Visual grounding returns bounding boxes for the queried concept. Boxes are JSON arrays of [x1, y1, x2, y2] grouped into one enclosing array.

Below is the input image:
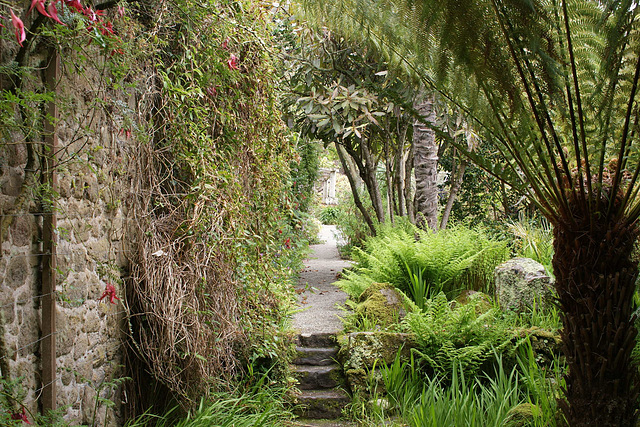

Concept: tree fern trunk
[[413, 92, 438, 230], [553, 193, 640, 426]]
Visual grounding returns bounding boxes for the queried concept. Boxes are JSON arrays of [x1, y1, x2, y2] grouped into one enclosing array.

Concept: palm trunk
[[413, 92, 439, 230], [553, 192, 639, 426]]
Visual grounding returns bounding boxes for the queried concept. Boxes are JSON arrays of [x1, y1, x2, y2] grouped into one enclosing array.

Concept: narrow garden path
[[293, 225, 350, 336], [290, 225, 356, 426]]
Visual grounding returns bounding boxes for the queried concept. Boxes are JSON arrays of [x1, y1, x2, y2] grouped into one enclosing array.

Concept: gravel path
[[293, 225, 351, 342]]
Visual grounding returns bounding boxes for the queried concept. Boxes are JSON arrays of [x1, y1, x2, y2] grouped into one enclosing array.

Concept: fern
[[336, 222, 509, 301], [403, 293, 515, 378]]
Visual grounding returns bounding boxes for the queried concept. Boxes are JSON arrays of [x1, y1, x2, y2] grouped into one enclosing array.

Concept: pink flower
[[65, 0, 83, 13], [117, 4, 125, 17], [0, 14, 5, 28], [206, 86, 216, 97], [227, 54, 239, 70], [221, 37, 229, 49], [100, 21, 114, 35], [48, 1, 65, 25], [28, 0, 51, 17], [11, 407, 31, 424], [10, 10, 26, 47], [99, 283, 120, 304]]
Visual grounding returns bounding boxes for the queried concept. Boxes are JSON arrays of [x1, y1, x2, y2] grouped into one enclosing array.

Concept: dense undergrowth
[[336, 221, 566, 426]]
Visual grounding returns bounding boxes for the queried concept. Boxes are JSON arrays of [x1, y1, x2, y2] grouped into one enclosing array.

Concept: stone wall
[[1, 42, 136, 425]]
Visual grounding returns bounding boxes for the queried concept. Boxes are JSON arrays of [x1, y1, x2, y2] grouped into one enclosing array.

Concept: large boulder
[[495, 258, 554, 313], [339, 331, 416, 396], [356, 282, 411, 329]]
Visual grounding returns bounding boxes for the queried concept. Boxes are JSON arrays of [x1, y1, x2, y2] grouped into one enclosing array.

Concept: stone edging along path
[[291, 225, 353, 422]]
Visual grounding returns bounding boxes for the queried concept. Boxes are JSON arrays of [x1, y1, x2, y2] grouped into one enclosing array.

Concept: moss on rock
[[339, 331, 416, 396], [503, 403, 542, 427]]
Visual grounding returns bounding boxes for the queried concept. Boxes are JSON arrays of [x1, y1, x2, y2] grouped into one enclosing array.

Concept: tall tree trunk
[[384, 135, 395, 223], [395, 147, 405, 217], [335, 142, 376, 235], [360, 141, 385, 223], [395, 122, 409, 218], [405, 143, 415, 223], [554, 191, 639, 426], [439, 159, 467, 230], [413, 92, 439, 230]]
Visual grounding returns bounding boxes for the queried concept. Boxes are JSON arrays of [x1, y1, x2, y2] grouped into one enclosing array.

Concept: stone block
[[84, 310, 101, 333], [5, 256, 29, 290], [495, 258, 554, 313], [339, 331, 416, 396], [10, 215, 34, 247], [356, 283, 411, 329], [2, 168, 23, 197]]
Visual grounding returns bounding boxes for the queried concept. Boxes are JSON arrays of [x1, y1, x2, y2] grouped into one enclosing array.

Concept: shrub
[[318, 205, 341, 224], [337, 222, 509, 301]]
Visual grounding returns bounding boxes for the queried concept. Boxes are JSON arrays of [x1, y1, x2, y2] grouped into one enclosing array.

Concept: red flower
[[65, 0, 83, 13], [0, 14, 5, 28], [284, 238, 291, 249], [11, 407, 31, 424], [28, 0, 51, 17], [206, 86, 216, 97], [99, 283, 120, 304], [48, 1, 65, 25], [221, 37, 229, 49], [100, 21, 114, 36], [10, 10, 26, 47], [227, 54, 239, 70]]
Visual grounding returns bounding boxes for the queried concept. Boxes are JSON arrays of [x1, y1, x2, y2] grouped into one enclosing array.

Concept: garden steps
[[292, 332, 349, 418], [291, 225, 352, 420]]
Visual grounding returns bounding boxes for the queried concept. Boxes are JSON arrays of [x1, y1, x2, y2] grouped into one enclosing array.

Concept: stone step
[[294, 389, 351, 419], [293, 364, 344, 390], [296, 332, 337, 348], [293, 346, 338, 366]]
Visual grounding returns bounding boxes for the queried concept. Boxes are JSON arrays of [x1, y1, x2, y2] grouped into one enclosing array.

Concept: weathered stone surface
[[294, 364, 344, 390], [294, 346, 338, 366], [339, 331, 416, 396], [356, 282, 410, 328], [495, 258, 554, 313], [452, 290, 493, 314], [5, 256, 29, 289], [297, 332, 338, 348], [10, 216, 33, 247], [294, 389, 351, 419]]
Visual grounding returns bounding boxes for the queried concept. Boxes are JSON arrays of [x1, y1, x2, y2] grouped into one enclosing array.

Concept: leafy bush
[[402, 293, 515, 377], [337, 222, 509, 301], [318, 205, 341, 224]]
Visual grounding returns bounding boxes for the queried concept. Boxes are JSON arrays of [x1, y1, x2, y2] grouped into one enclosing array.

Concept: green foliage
[[508, 214, 555, 277], [290, 136, 320, 213], [318, 205, 341, 225], [380, 349, 561, 427], [403, 293, 515, 378], [337, 222, 509, 301], [125, 372, 293, 427]]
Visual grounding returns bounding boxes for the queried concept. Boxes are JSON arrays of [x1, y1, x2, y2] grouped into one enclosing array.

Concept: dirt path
[[293, 225, 351, 336]]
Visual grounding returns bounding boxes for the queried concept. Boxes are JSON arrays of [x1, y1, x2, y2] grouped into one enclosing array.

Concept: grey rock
[[495, 258, 554, 313]]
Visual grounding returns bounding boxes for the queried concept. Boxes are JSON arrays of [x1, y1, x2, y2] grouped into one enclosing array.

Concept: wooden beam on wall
[[41, 47, 59, 414]]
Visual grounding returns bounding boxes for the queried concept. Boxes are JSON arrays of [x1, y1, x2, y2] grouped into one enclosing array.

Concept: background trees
[[299, 0, 640, 425]]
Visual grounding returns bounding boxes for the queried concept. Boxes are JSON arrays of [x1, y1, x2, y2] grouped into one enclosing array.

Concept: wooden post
[[41, 47, 59, 413]]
